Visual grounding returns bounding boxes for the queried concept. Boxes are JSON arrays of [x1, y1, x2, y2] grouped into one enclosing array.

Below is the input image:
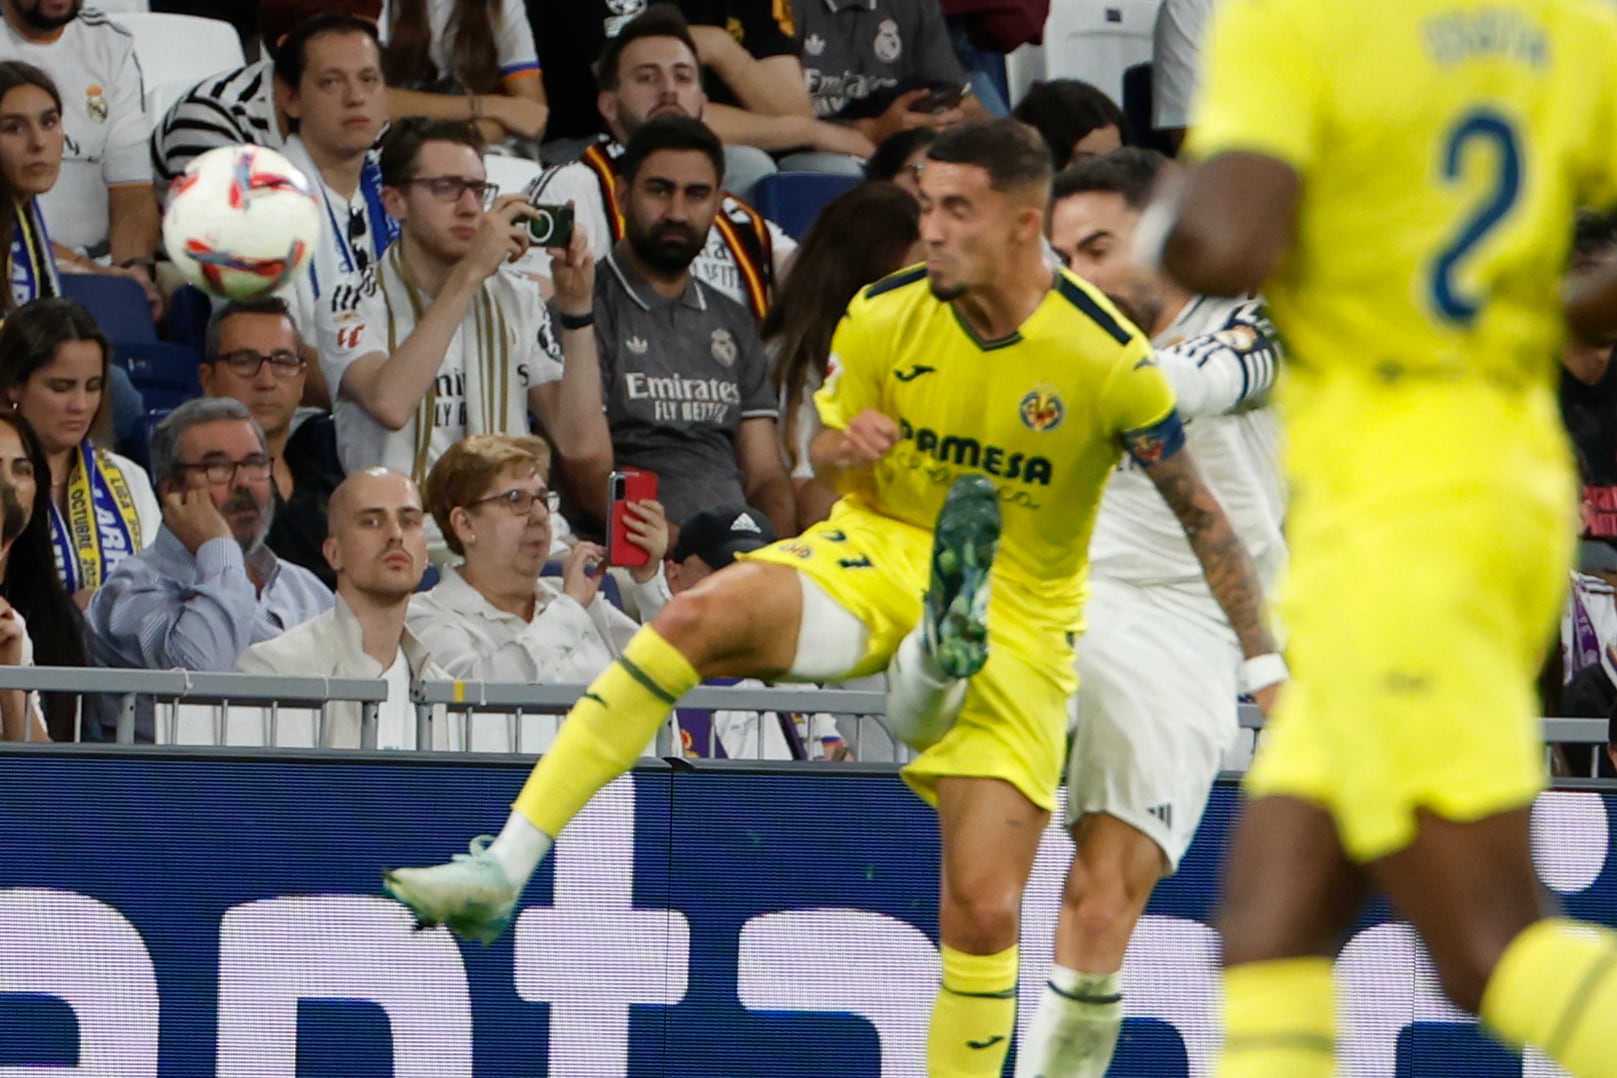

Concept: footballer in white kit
[[1019, 149, 1287, 1078]]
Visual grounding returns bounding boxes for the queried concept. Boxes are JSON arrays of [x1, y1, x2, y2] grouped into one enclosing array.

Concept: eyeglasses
[[467, 487, 560, 517], [209, 349, 306, 380], [398, 175, 499, 209], [176, 454, 274, 485]]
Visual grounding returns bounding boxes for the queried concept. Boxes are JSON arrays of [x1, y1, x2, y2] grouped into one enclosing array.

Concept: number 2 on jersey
[[1429, 109, 1523, 327]]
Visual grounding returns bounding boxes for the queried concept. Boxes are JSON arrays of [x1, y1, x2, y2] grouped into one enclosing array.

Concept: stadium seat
[[114, 340, 203, 414], [59, 273, 156, 343], [167, 284, 213, 356], [109, 12, 245, 125], [1040, 0, 1161, 106], [483, 153, 543, 200], [749, 172, 863, 241]]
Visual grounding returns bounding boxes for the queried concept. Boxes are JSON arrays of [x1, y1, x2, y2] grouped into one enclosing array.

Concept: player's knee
[[942, 879, 1022, 952], [1061, 873, 1143, 954], [1430, 935, 1516, 1015], [649, 590, 733, 669]]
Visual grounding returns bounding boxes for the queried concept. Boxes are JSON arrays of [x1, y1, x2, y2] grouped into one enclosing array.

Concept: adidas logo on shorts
[[1146, 803, 1174, 830]]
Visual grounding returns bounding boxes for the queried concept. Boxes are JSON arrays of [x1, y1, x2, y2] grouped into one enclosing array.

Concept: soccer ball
[[163, 145, 323, 300]]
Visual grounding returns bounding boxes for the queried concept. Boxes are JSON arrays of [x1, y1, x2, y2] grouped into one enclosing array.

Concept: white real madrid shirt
[[1088, 294, 1287, 591], [0, 8, 150, 253], [316, 258, 564, 485]]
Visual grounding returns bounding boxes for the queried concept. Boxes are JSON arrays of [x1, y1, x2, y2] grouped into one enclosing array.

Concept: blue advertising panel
[[2, 750, 1615, 1076]]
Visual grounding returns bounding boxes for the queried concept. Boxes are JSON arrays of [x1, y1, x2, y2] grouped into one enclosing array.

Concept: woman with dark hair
[[864, 128, 938, 199], [0, 298, 158, 607], [1012, 79, 1129, 170], [379, 0, 548, 135], [0, 409, 90, 740], [0, 61, 160, 316], [762, 182, 921, 526]]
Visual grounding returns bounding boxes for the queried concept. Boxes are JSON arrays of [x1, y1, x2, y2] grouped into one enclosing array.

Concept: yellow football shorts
[[745, 501, 1076, 812], [1246, 376, 1576, 862]]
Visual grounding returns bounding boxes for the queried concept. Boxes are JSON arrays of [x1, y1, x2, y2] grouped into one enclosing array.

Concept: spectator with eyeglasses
[[408, 434, 668, 749], [86, 398, 332, 739], [0, 297, 158, 609], [318, 117, 612, 555], [200, 295, 344, 589]]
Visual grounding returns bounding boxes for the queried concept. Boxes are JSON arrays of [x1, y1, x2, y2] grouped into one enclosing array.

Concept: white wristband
[[1240, 652, 1288, 694]]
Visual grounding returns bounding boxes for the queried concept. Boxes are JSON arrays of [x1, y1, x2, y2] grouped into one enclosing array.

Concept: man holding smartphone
[[316, 117, 615, 549]]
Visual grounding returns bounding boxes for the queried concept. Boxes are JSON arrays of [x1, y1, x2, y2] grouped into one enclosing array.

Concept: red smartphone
[[607, 469, 658, 568]]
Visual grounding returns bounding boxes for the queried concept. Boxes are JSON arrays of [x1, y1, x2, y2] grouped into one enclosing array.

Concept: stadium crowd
[[0, 0, 1606, 779]]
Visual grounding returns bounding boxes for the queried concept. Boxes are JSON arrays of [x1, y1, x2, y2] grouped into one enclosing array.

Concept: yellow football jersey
[[1189, 0, 1617, 391], [814, 265, 1174, 629]]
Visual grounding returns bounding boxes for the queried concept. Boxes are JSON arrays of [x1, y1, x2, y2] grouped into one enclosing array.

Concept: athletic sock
[[1013, 966, 1122, 1078], [486, 809, 552, 887], [927, 944, 1019, 1077], [886, 629, 967, 750], [1217, 957, 1335, 1078], [1480, 917, 1617, 1077], [511, 628, 699, 840]]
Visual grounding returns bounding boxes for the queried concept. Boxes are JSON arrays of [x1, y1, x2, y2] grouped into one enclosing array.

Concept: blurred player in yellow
[[1147, 1, 1617, 1075], [381, 118, 1279, 1077]]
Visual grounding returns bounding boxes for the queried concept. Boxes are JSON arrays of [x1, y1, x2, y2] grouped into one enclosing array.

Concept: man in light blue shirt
[[86, 397, 332, 740]]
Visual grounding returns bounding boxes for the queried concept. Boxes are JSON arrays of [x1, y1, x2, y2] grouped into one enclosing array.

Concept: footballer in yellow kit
[[1160, 1, 1617, 1075], [747, 262, 1177, 810], [1188, 0, 1617, 862]]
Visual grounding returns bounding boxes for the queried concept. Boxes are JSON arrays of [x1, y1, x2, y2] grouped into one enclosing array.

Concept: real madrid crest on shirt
[[84, 83, 108, 123], [874, 19, 903, 63], [711, 326, 738, 367]]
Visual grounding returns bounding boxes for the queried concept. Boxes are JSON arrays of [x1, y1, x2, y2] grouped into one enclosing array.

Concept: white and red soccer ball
[[163, 145, 323, 300]]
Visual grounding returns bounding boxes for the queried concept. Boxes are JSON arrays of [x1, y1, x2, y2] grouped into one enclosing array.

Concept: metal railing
[[0, 667, 1610, 776]]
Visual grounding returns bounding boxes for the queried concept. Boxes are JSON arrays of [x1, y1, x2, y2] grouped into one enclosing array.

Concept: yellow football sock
[[927, 944, 1018, 1077], [512, 628, 699, 838], [1217, 957, 1335, 1078], [1480, 917, 1617, 1077]]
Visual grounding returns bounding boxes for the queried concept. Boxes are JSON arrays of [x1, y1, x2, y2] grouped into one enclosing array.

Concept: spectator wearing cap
[[665, 502, 774, 591], [665, 503, 848, 761], [407, 435, 673, 749]]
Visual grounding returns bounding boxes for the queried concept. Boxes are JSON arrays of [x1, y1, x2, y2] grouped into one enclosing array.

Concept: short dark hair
[[1052, 148, 1167, 212], [1012, 79, 1129, 170], [259, 0, 382, 60], [618, 114, 725, 185], [379, 115, 484, 186], [204, 294, 301, 361], [926, 119, 1052, 193], [595, 3, 701, 91], [1574, 209, 1617, 261], [865, 127, 936, 184], [273, 13, 382, 91]]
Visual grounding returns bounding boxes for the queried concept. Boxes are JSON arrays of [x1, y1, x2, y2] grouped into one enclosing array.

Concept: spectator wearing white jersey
[[316, 117, 611, 544], [150, 0, 549, 190], [272, 12, 395, 371], [1019, 146, 1286, 1078], [238, 467, 448, 749], [0, 0, 161, 313]]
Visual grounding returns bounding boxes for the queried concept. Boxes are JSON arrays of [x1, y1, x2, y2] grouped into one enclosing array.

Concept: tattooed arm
[[1129, 429, 1276, 661]]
